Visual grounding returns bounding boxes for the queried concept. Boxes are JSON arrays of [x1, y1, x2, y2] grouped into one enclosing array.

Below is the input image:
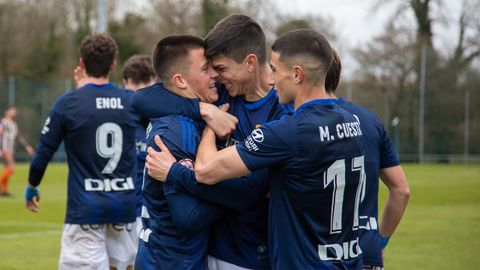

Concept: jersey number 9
[[96, 122, 123, 174]]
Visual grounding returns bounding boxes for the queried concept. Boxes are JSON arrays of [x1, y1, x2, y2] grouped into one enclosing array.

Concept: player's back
[[237, 99, 365, 269], [338, 99, 399, 266], [52, 83, 138, 224]]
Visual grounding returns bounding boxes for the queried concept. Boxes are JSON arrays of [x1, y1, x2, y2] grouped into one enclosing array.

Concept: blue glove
[[25, 186, 40, 201], [379, 234, 390, 249]]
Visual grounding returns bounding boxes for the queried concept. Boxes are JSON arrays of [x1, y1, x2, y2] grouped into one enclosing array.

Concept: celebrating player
[[122, 54, 156, 242], [151, 29, 365, 269], [326, 48, 410, 270], [136, 14, 292, 270], [26, 33, 140, 270], [134, 35, 227, 270]]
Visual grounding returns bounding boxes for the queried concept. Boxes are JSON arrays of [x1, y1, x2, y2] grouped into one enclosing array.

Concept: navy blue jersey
[[131, 83, 292, 268], [131, 82, 202, 120], [134, 119, 147, 217], [139, 115, 224, 270], [337, 99, 399, 267], [236, 99, 365, 269], [29, 83, 139, 224]]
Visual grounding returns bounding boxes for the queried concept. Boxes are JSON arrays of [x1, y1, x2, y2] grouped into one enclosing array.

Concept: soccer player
[[122, 54, 156, 240], [325, 48, 410, 270], [26, 33, 139, 270], [136, 14, 292, 270], [134, 35, 227, 270], [151, 29, 365, 269], [0, 105, 34, 196]]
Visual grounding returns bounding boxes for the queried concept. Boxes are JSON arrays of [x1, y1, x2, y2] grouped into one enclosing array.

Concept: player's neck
[[294, 84, 331, 110], [243, 65, 272, 102], [83, 76, 110, 86]]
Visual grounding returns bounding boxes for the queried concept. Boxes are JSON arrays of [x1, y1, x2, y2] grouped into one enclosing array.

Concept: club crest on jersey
[[178, 159, 195, 170]]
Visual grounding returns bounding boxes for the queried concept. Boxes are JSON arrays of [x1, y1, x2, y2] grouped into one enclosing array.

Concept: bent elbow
[[194, 165, 216, 185]]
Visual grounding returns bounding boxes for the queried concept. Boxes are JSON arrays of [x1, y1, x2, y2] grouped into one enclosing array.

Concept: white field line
[[0, 220, 62, 228], [0, 229, 61, 240], [0, 221, 62, 239]]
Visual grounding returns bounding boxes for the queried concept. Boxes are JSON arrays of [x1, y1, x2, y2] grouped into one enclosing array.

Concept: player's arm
[[131, 85, 237, 138], [195, 120, 294, 185], [17, 132, 34, 156], [194, 127, 250, 185], [167, 163, 268, 211], [26, 99, 66, 212], [164, 184, 225, 233], [379, 165, 410, 241]]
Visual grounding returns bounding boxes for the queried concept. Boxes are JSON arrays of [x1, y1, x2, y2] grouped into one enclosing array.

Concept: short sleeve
[[236, 118, 295, 172]]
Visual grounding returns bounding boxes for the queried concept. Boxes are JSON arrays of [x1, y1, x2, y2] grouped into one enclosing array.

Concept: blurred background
[[1, 0, 479, 164]]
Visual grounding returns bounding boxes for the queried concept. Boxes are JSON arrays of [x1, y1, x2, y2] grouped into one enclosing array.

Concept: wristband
[[379, 234, 390, 249], [25, 186, 40, 201]]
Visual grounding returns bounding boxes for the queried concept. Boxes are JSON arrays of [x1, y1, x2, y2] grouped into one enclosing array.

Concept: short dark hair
[[79, 33, 117, 78], [152, 35, 204, 87], [272, 29, 333, 86], [205, 14, 266, 64], [325, 48, 341, 93], [122, 55, 155, 85]]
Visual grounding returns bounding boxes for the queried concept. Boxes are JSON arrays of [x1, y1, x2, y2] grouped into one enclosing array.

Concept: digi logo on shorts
[[84, 177, 135, 192]]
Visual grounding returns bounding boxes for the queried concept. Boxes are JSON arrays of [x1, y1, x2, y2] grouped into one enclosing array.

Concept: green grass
[[1, 163, 479, 269]]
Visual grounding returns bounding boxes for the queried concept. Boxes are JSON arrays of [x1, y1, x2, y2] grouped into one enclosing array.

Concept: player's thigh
[[3, 152, 15, 168], [59, 224, 109, 270], [106, 222, 137, 269], [208, 255, 252, 270]]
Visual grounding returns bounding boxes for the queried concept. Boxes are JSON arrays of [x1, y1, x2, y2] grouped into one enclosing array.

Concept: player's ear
[[172, 73, 187, 89], [293, 65, 304, 84], [79, 58, 85, 69], [110, 59, 116, 72], [245, 54, 257, 73]]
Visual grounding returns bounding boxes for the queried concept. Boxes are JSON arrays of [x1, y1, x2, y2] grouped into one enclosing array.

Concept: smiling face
[[183, 48, 219, 104], [210, 54, 252, 98], [270, 52, 296, 104]]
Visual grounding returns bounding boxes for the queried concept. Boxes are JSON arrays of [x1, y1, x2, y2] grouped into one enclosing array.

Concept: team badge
[[178, 159, 195, 170]]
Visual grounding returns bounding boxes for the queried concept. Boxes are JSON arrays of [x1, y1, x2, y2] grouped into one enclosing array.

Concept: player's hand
[[146, 136, 176, 182], [74, 65, 87, 88], [25, 145, 35, 156], [200, 103, 237, 139], [25, 185, 40, 213]]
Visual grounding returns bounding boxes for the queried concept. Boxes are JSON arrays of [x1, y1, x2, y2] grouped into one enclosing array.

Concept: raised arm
[[131, 83, 202, 120]]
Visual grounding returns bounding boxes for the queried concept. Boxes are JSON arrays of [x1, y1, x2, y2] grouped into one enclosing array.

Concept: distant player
[[153, 29, 365, 269], [26, 33, 140, 270], [122, 54, 156, 241], [0, 105, 34, 196], [325, 48, 410, 270], [135, 35, 225, 270]]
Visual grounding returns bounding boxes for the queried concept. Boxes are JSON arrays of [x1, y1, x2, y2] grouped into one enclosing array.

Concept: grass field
[[1, 163, 479, 269]]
